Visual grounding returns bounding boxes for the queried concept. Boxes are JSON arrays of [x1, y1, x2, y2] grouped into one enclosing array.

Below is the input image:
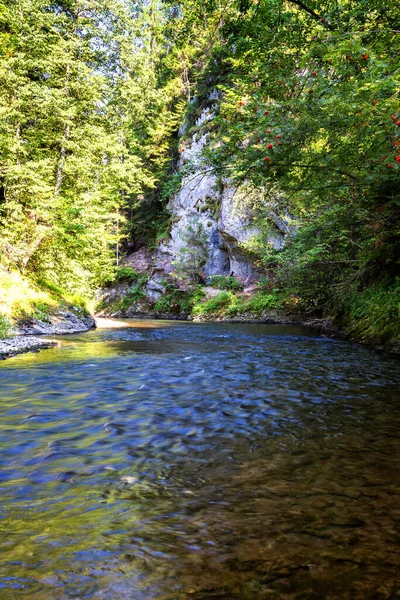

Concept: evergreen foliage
[[0, 0, 161, 294]]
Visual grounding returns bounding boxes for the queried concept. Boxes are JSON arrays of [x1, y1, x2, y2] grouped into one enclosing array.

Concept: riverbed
[[0, 320, 399, 599]]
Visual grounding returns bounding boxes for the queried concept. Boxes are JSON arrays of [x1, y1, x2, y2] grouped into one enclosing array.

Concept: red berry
[[278, 141, 283, 145], [387, 163, 393, 168], [394, 141, 399, 146], [264, 111, 269, 115], [254, 107, 258, 111], [396, 156, 400, 163], [239, 101, 244, 106], [279, 80, 283, 84], [264, 157, 271, 162], [266, 129, 271, 133], [346, 55, 351, 60], [391, 115, 396, 121], [275, 135, 281, 139], [267, 143, 273, 149], [308, 89, 313, 93], [321, 17, 325, 22], [397, 122, 400, 126], [373, 100, 378, 106], [311, 71, 317, 76]]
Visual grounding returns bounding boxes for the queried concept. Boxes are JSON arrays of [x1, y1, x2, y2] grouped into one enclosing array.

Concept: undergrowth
[[208, 275, 244, 292], [154, 284, 205, 315], [336, 279, 400, 345]]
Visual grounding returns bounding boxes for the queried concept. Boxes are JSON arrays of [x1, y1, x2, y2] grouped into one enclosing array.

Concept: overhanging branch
[[287, 0, 335, 31]]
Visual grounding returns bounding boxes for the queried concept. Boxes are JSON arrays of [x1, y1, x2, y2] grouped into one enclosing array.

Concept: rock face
[[110, 92, 292, 311], [153, 94, 286, 288]]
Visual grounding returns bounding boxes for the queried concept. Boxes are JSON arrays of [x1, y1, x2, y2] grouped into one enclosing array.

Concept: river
[[0, 320, 399, 599]]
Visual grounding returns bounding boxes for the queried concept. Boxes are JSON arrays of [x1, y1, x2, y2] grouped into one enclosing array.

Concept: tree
[[0, 0, 158, 294], [173, 217, 209, 282]]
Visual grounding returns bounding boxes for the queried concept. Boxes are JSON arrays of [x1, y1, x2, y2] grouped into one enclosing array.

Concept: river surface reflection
[[0, 320, 400, 599]]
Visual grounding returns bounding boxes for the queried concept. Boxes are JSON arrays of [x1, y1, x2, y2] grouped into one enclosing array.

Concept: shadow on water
[[0, 320, 400, 599]]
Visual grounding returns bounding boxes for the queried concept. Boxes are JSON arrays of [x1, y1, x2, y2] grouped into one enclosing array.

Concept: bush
[[209, 275, 244, 291], [115, 267, 140, 284], [192, 291, 238, 316], [243, 291, 286, 313], [337, 279, 400, 344], [0, 314, 12, 339], [154, 285, 205, 314]]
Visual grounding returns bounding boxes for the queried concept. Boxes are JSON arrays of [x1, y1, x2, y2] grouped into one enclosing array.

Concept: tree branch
[[287, 0, 335, 31]]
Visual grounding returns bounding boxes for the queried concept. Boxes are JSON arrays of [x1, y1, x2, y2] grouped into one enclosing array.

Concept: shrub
[[209, 275, 244, 291], [192, 291, 237, 316], [154, 285, 205, 314], [115, 267, 140, 284], [0, 315, 12, 339], [337, 279, 400, 344], [244, 291, 286, 313]]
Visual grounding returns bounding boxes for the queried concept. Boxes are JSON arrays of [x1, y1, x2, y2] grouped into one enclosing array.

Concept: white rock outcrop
[[154, 98, 286, 286]]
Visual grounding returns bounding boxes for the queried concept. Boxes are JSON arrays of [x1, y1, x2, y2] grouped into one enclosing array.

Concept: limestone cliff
[[101, 93, 292, 313]]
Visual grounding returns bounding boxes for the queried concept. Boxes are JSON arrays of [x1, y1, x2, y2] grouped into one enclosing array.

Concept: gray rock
[[0, 336, 58, 359], [152, 100, 291, 287], [122, 247, 154, 272], [17, 309, 95, 335]]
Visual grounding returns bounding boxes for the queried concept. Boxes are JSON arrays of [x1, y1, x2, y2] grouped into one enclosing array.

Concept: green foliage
[[192, 288, 287, 317], [115, 267, 140, 284], [241, 292, 287, 314], [192, 291, 237, 316], [119, 275, 148, 308], [154, 284, 205, 314], [337, 279, 400, 344], [0, 315, 12, 339], [2, 0, 398, 348], [0, 267, 90, 327], [98, 274, 149, 314], [183, 0, 399, 343], [0, 0, 170, 296], [173, 218, 209, 282], [209, 275, 244, 291]]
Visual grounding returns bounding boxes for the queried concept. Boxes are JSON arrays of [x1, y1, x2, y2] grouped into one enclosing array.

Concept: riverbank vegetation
[[0, 267, 90, 337], [1, 0, 399, 347]]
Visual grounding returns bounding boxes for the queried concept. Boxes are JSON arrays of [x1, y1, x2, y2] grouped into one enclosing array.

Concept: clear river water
[[0, 320, 400, 600]]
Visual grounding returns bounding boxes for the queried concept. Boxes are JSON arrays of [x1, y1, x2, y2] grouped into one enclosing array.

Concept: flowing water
[[0, 320, 400, 600]]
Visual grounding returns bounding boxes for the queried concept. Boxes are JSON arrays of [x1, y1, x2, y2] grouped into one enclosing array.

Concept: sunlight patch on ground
[[94, 317, 178, 329]]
